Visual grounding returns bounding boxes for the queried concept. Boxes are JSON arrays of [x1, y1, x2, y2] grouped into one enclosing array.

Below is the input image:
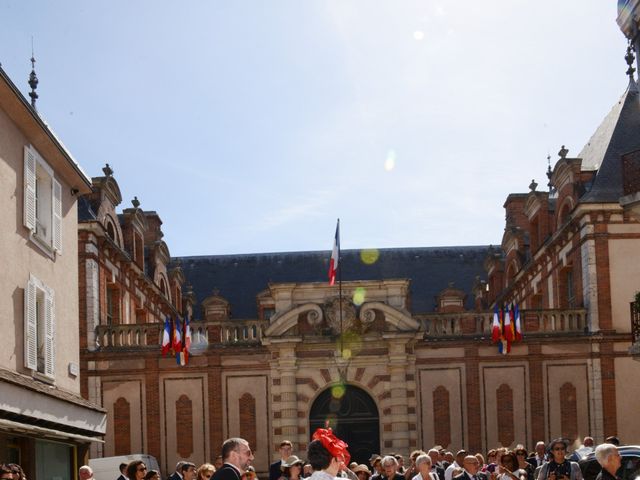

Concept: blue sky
[[0, 1, 627, 256]]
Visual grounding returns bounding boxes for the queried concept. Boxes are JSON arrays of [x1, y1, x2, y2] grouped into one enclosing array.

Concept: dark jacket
[[270, 461, 283, 480], [212, 464, 243, 480], [454, 471, 488, 480], [595, 469, 620, 480]]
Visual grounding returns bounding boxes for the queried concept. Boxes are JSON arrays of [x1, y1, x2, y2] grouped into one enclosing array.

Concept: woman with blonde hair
[[198, 463, 216, 480]]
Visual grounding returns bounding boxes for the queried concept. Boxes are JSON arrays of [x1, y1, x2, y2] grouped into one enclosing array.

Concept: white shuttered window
[[24, 275, 55, 379], [23, 145, 62, 255]]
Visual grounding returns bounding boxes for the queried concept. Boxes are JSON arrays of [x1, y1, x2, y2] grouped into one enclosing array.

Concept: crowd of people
[[0, 433, 624, 480]]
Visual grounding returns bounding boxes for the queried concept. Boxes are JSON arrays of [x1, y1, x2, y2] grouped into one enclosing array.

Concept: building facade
[[81, 5, 640, 478], [0, 67, 106, 479]]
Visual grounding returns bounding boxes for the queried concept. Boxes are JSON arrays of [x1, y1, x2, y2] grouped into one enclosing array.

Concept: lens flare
[[360, 248, 380, 265], [413, 31, 425, 40], [353, 287, 366, 306], [331, 384, 346, 399], [340, 331, 363, 358], [385, 149, 396, 171]]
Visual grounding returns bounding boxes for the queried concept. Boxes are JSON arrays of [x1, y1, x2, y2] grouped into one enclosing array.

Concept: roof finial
[[558, 145, 568, 159], [131, 196, 140, 208], [529, 179, 538, 192], [626, 42, 638, 92], [28, 37, 38, 109], [546, 153, 554, 191], [102, 163, 114, 177]]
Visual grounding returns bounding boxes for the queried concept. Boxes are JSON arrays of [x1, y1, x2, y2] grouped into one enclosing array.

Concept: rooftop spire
[[28, 38, 38, 109], [626, 42, 639, 92]]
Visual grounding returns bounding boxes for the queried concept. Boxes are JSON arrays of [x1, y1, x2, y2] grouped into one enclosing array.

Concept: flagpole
[[337, 218, 343, 357]]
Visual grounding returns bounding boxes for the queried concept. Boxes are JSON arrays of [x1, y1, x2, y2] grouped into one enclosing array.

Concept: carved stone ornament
[[324, 297, 356, 334], [359, 303, 377, 332], [306, 304, 324, 328]]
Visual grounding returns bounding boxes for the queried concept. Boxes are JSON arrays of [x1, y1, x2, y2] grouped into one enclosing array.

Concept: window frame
[[24, 274, 55, 380]]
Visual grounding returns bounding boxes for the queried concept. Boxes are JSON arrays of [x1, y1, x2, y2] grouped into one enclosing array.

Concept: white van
[[89, 454, 161, 480]]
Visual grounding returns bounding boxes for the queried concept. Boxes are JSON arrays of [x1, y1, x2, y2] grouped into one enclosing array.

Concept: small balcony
[[416, 308, 588, 341]]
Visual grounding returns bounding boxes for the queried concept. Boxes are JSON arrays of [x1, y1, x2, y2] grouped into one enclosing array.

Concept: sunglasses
[[138, 467, 148, 472]]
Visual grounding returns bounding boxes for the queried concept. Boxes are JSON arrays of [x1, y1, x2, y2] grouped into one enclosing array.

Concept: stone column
[[269, 340, 301, 448], [384, 333, 414, 454]]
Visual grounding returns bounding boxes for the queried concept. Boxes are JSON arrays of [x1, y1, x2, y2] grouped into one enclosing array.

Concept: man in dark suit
[[594, 443, 622, 480], [453, 456, 487, 480], [212, 437, 255, 480], [167, 462, 186, 480], [527, 442, 547, 470], [269, 441, 293, 480], [116, 463, 127, 480]]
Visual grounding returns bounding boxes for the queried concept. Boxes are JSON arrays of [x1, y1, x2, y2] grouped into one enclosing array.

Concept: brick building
[[80, 4, 640, 479]]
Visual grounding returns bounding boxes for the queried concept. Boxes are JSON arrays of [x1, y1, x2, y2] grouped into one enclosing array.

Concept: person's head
[[427, 450, 439, 465], [243, 466, 256, 480], [144, 470, 160, 480], [282, 455, 304, 479], [197, 463, 215, 480], [0, 466, 14, 480], [455, 450, 468, 466], [381, 456, 398, 478], [548, 439, 568, 463], [127, 461, 147, 480], [6, 464, 22, 480], [371, 458, 383, 474], [79, 465, 94, 480], [175, 462, 186, 474], [514, 448, 528, 466], [535, 442, 546, 456], [583, 437, 594, 448], [120, 463, 128, 475], [415, 455, 432, 476], [487, 450, 497, 465], [303, 464, 313, 477], [181, 462, 197, 480], [475, 454, 485, 468], [444, 452, 454, 464], [354, 465, 372, 480], [222, 437, 254, 473], [279, 441, 294, 460], [395, 455, 404, 468], [499, 452, 518, 472], [605, 436, 620, 447], [214, 456, 224, 470], [410, 451, 426, 466], [462, 456, 480, 476], [595, 444, 621, 474], [308, 439, 333, 471]]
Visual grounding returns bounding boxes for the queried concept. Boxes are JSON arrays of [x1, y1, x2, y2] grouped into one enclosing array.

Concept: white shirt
[[445, 463, 460, 480]]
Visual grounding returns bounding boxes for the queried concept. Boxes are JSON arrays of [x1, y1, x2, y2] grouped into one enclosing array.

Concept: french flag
[[161, 316, 171, 356], [514, 304, 523, 341], [504, 304, 514, 342], [491, 305, 501, 343], [173, 317, 182, 356], [328, 220, 340, 286]]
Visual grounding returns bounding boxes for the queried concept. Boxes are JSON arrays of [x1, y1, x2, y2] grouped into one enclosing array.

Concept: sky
[[0, 1, 629, 256]]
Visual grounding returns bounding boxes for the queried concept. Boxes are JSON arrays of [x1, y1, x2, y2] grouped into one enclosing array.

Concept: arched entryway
[[309, 385, 380, 464]]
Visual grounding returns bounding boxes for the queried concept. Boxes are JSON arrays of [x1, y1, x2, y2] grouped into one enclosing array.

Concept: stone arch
[[309, 384, 379, 465], [264, 303, 323, 336], [359, 302, 419, 331]]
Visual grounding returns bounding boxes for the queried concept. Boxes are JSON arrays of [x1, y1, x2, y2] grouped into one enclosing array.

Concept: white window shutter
[[23, 146, 37, 232], [24, 278, 37, 370], [52, 178, 62, 253], [44, 288, 55, 377]]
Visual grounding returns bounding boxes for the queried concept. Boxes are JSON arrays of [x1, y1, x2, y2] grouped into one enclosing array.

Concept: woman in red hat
[[306, 428, 351, 480]]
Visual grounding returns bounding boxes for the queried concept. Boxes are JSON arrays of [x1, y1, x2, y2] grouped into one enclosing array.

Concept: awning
[[0, 418, 104, 443]]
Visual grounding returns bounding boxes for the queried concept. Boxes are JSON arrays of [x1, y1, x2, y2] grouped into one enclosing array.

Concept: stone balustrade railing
[[94, 309, 589, 349], [415, 308, 588, 339]]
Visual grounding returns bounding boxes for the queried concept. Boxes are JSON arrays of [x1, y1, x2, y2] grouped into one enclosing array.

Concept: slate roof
[[580, 80, 640, 202], [77, 196, 97, 222], [176, 246, 490, 319]]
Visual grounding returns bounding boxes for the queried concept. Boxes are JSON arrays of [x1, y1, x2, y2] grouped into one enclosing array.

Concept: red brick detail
[[496, 384, 514, 447], [405, 374, 415, 381], [298, 411, 306, 418], [114, 397, 131, 455], [320, 369, 332, 383], [433, 386, 451, 449], [465, 346, 482, 453], [296, 377, 320, 391], [145, 358, 161, 460], [528, 345, 545, 442], [408, 407, 416, 414], [600, 342, 618, 436], [559, 383, 578, 442], [384, 424, 392, 432], [408, 422, 417, 431], [407, 390, 415, 398], [297, 393, 310, 403], [355, 368, 366, 382], [239, 393, 257, 450], [383, 408, 392, 415], [378, 390, 391, 401], [274, 411, 282, 419], [594, 225, 612, 330], [274, 427, 282, 435], [209, 367, 223, 460], [368, 375, 391, 389], [274, 395, 282, 403], [297, 426, 306, 435], [273, 379, 281, 386], [176, 394, 194, 458], [384, 440, 392, 448]]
